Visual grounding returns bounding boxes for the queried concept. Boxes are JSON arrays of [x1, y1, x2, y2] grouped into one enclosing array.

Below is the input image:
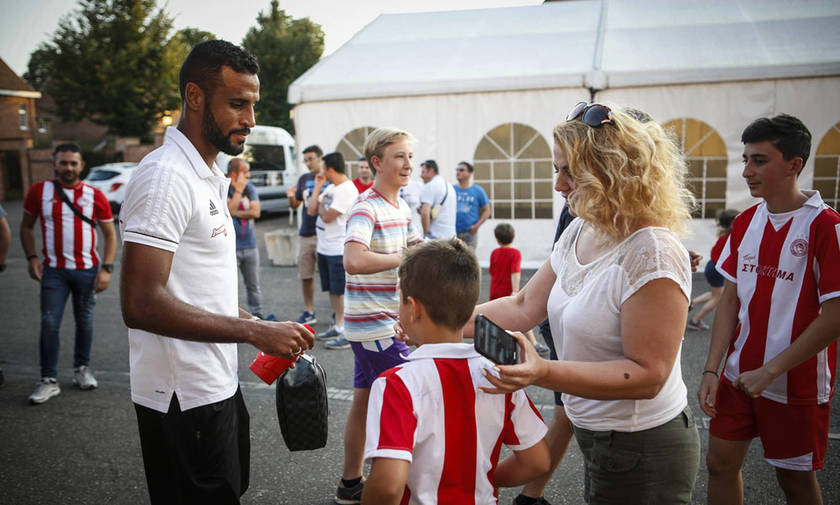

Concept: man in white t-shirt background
[[419, 159, 456, 239], [307, 152, 360, 349]]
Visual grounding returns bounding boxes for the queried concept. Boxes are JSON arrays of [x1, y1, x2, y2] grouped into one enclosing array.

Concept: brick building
[[0, 57, 40, 201]]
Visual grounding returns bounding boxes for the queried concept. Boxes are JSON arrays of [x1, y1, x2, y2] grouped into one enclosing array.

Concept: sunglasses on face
[[566, 102, 612, 127]]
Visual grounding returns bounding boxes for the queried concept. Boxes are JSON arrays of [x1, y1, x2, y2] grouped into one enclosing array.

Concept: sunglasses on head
[[566, 102, 612, 127]]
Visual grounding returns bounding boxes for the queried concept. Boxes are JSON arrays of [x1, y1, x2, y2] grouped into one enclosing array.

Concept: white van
[[216, 125, 297, 214]]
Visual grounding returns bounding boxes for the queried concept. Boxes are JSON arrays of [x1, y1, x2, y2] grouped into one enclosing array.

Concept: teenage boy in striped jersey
[[698, 114, 840, 505], [362, 238, 549, 505], [21, 143, 117, 404], [335, 127, 423, 504]]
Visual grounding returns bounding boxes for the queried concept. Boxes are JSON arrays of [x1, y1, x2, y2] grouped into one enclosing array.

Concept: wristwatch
[[101, 264, 114, 273]]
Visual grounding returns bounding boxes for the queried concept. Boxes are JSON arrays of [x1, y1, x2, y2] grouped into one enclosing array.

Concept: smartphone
[[474, 314, 518, 365]]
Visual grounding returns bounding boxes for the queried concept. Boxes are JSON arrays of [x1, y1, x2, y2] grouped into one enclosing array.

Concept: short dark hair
[[53, 143, 81, 156], [716, 209, 739, 232], [494, 223, 515, 245], [399, 238, 480, 331], [302, 145, 323, 157], [179, 40, 259, 100], [458, 161, 474, 173], [323, 152, 345, 174], [741, 114, 811, 166], [421, 160, 439, 173], [227, 157, 246, 174]]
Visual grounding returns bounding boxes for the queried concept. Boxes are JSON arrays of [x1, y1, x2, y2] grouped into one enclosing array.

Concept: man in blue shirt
[[454, 161, 490, 249], [286, 145, 324, 324], [227, 158, 263, 318]]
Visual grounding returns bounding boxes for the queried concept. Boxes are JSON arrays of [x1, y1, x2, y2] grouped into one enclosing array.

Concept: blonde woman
[[468, 104, 701, 504]]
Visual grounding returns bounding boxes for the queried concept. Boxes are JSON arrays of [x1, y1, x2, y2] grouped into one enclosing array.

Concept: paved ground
[[0, 200, 838, 504]]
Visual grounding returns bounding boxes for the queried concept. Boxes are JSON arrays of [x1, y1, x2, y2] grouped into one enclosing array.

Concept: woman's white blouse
[[547, 218, 692, 432]]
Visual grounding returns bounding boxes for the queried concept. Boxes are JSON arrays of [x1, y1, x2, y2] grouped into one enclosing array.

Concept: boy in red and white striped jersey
[[20, 143, 116, 404], [362, 238, 549, 505], [698, 115, 840, 505]]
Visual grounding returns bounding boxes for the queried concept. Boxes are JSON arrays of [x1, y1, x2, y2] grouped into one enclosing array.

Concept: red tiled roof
[[0, 57, 37, 93]]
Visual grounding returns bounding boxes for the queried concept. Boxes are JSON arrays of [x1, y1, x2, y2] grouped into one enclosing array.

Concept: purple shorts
[[351, 337, 411, 389]]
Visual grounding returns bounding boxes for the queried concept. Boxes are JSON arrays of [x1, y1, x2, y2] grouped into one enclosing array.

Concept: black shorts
[[317, 253, 346, 295], [134, 387, 250, 505], [704, 260, 724, 288], [539, 320, 564, 406]]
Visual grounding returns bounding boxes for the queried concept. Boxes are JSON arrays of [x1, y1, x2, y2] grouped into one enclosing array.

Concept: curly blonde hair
[[553, 107, 695, 239]]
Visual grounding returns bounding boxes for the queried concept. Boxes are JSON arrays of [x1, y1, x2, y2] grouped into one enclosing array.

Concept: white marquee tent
[[289, 0, 840, 266]]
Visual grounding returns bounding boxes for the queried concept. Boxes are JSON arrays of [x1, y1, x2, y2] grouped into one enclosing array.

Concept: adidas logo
[[210, 200, 219, 216]]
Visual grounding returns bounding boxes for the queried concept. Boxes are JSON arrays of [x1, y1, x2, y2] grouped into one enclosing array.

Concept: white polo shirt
[[420, 174, 456, 239], [120, 127, 239, 413]]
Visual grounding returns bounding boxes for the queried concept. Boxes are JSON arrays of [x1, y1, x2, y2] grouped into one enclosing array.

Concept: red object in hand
[[249, 323, 313, 385]]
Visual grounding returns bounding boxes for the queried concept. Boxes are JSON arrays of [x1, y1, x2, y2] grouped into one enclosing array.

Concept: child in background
[[687, 209, 739, 331], [489, 223, 549, 354], [362, 239, 550, 505]]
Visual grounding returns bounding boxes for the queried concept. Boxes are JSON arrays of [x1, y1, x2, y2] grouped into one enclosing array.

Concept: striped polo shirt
[[344, 188, 422, 342], [717, 190, 840, 405], [365, 343, 547, 504], [23, 180, 113, 269]]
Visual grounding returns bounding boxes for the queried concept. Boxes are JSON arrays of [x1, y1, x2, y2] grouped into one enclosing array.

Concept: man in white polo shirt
[[119, 40, 313, 504]]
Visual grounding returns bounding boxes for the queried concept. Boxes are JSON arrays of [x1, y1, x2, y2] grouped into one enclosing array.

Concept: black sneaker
[[335, 478, 364, 504]]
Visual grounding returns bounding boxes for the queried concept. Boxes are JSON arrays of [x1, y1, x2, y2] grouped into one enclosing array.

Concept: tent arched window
[[663, 118, 728, 219], [336, 126, 377, 179], [814, 122, 840, 210], [473, 123, 553, 219]]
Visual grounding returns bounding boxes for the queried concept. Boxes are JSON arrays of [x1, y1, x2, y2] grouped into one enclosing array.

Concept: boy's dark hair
[[494, 223, 515, 245], [303, 145, 323, 157], [323, 152, 345, 174], [53, 143, 81, 156], [399, 238, 480, 331], [741, 114, 812, 167], [717, 208, 739, 232], [421, 160, 439, 174], [459, 161, 474, 173], [179, 40, 259, 100]]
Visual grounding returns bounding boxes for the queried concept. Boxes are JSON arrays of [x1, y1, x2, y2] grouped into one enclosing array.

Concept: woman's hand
[[480, 332, 548, 394]]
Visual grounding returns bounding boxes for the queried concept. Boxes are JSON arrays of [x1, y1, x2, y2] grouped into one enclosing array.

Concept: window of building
[[472, 122, 553, 219], [662, 118, 727, 218], [814, 121, 840, 210], [38, 118, 48, 134], [18, 104, 28, 130], [335, 126, 377, 179]]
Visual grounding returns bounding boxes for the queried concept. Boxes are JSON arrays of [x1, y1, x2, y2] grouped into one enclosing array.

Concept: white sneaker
[[73, 366, 98, 390], [29, 378, 61, 404]]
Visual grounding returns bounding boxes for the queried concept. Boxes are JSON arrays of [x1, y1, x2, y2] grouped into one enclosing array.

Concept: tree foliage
[[242, 0, 324, 133], [24, 0, 184, 138]]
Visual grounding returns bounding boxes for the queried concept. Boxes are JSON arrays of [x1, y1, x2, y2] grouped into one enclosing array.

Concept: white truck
[[216, 125, 297, 215]]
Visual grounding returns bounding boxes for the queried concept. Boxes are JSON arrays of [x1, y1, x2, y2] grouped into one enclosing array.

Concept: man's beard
[[202, 106, 249, 156], [56, 169, 79, 185]]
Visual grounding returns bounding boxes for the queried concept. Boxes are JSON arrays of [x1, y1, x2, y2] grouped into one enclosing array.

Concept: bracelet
[[702, 370, 718, 377], [27, 254, 38, 261]]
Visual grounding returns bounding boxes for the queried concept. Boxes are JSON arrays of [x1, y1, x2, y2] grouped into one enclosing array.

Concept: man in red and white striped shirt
[[20, 143, 116, 405], [698, 115, 840, 505]]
